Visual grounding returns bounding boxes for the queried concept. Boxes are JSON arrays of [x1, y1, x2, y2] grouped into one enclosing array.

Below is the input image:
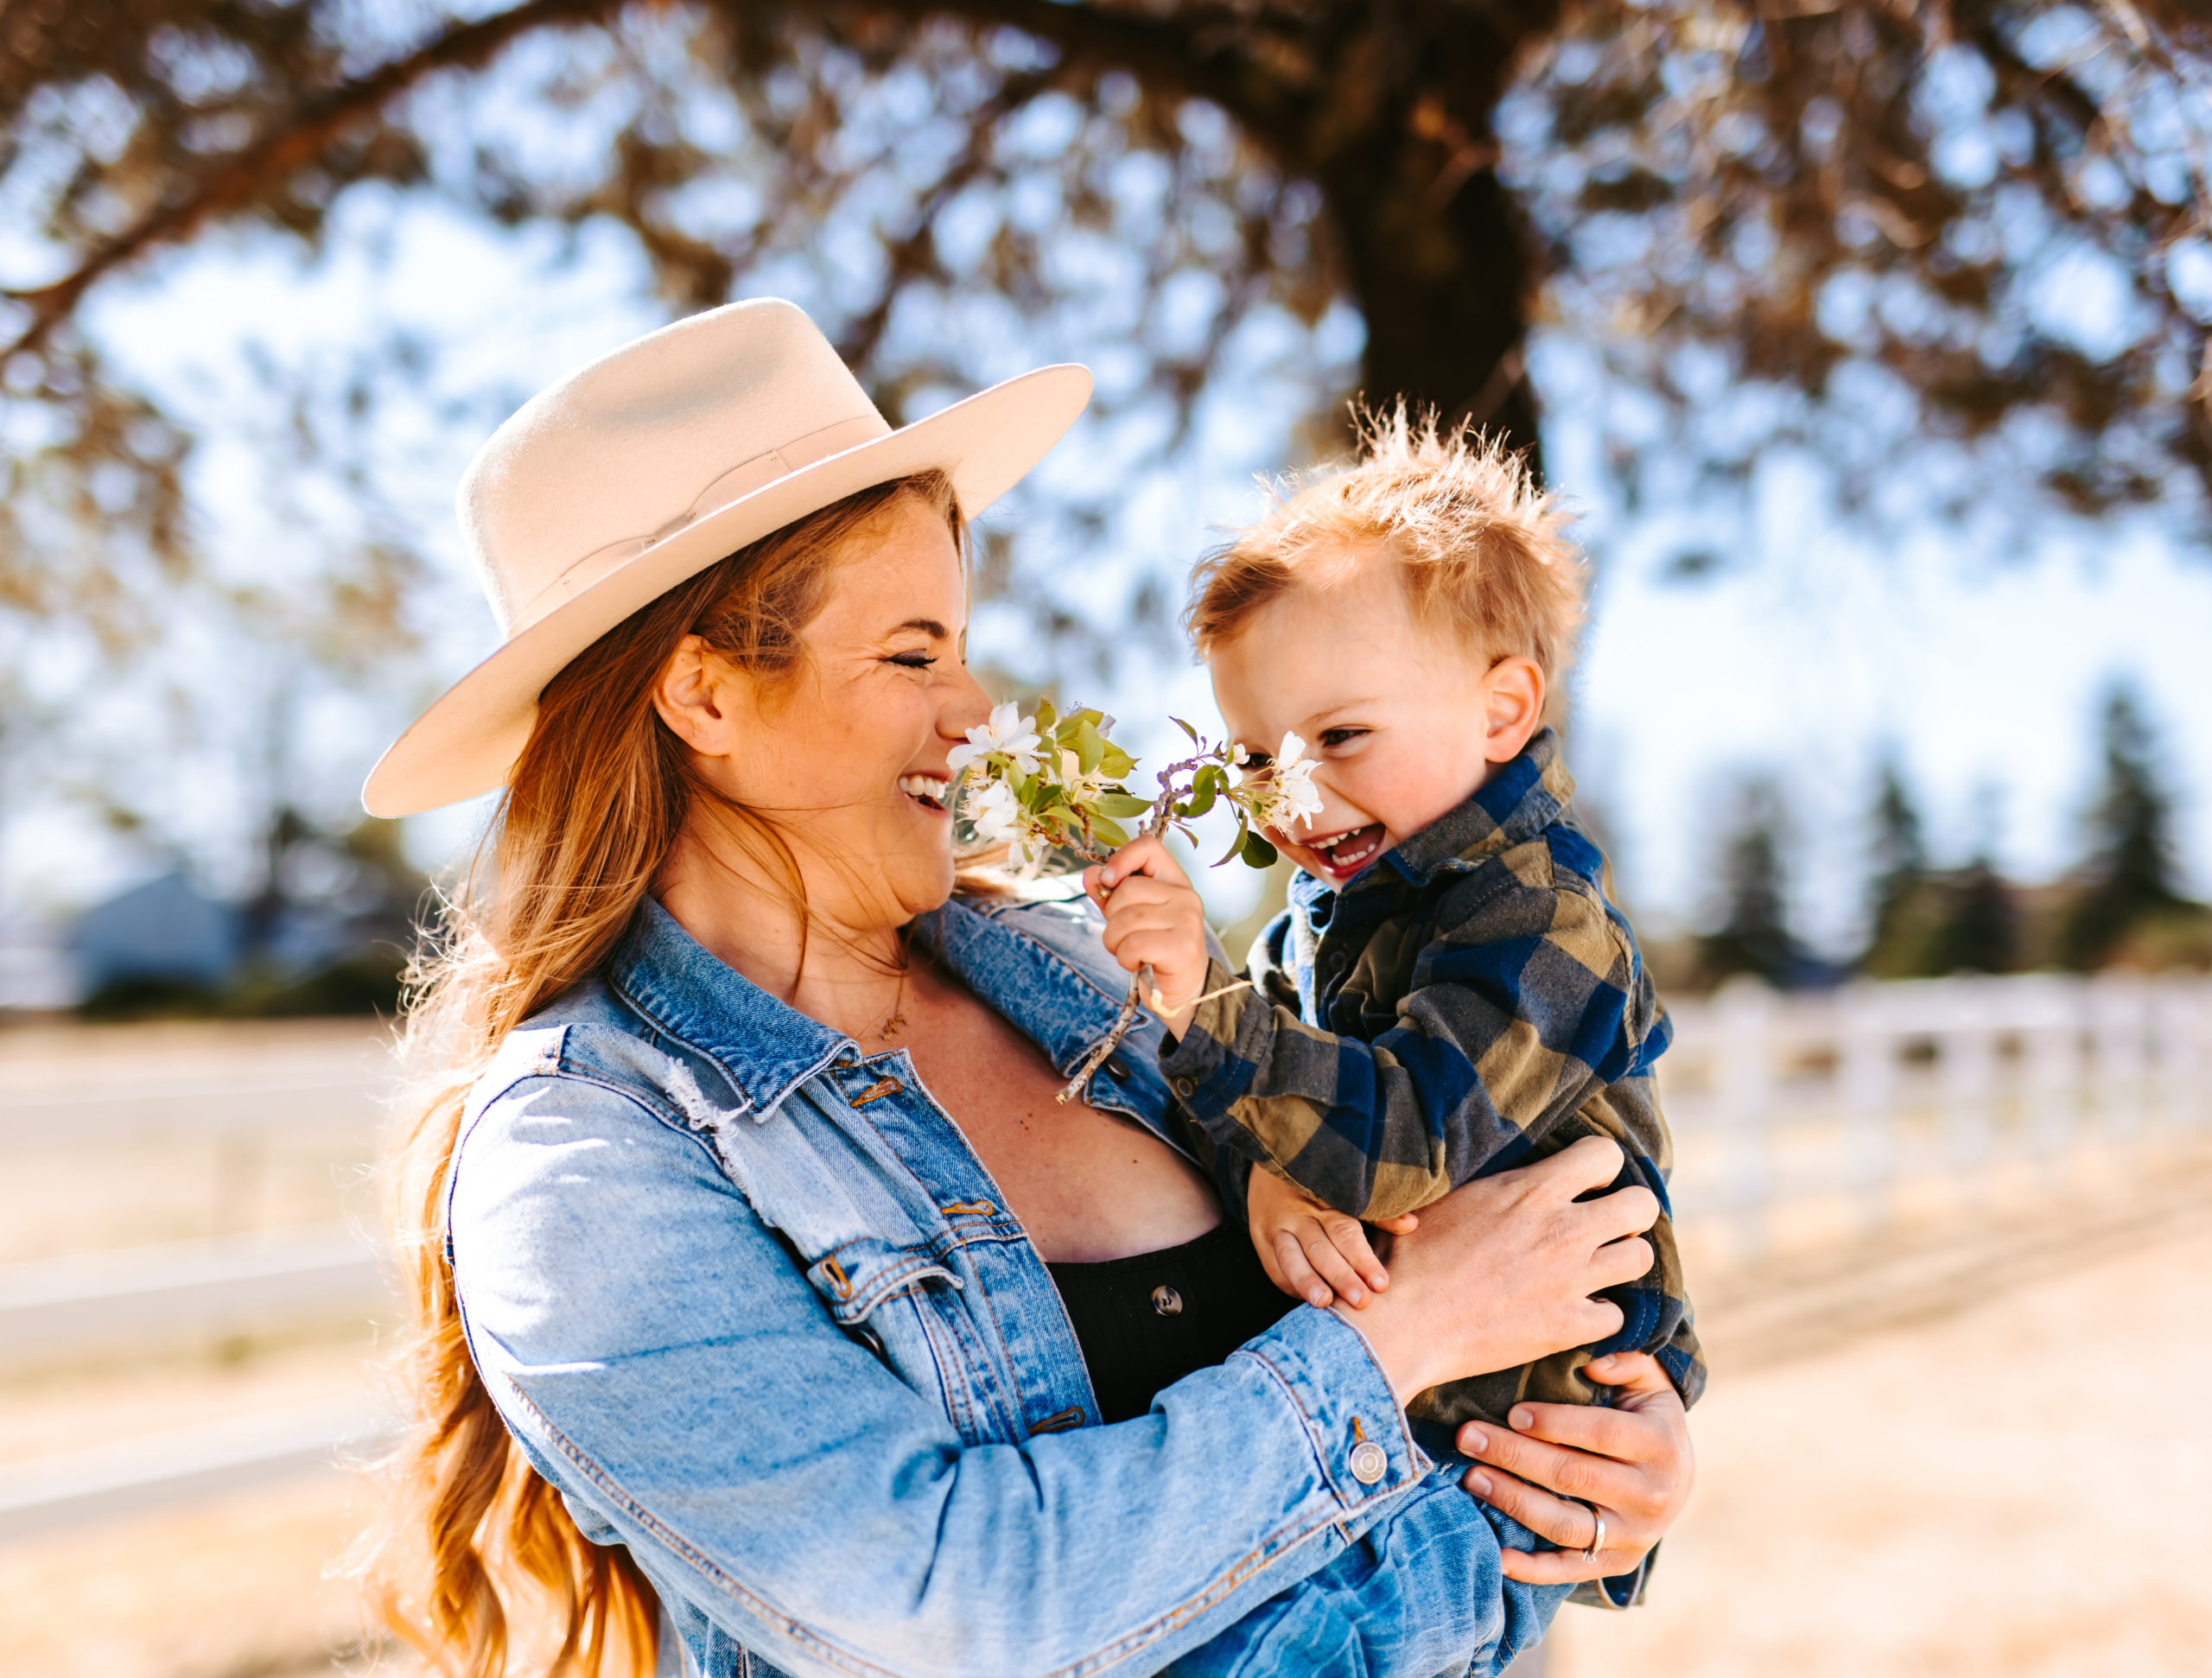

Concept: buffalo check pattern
[[1160, 728, 1705, 1427]]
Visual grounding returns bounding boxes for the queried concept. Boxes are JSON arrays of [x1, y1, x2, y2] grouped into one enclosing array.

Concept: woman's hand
[[1457, 1351, 1694, 1584], [1084, 834, 1211, 1039], [1333, 1135, 1658, 1405]]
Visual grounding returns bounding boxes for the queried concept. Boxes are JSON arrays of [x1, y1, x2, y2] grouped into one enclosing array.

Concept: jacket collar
[[606, 891, 1127, 1123], [1383, 727, 1573, 887], [608, 896, 855, 1122]]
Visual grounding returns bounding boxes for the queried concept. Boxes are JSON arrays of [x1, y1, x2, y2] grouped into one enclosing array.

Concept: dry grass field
[[3, 1017, 2207, 1677]]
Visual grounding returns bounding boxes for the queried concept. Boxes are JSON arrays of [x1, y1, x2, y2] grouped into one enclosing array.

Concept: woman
[[362, 300, 1693, 1678]]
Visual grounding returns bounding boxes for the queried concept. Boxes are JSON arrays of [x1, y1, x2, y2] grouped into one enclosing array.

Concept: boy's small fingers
[[1325, 1218, 1389, 1290], [1272, 1232, 1333, 1308], [1374, 1212, 1421, 1234], [1300, 1231, 1368, 1306]]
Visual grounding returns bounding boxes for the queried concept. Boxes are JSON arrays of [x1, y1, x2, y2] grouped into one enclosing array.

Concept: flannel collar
[[1381, 727, 1575, 889]]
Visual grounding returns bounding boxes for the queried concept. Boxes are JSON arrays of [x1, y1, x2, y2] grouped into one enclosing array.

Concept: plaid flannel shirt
[[1160, 728, 1705, 1427]]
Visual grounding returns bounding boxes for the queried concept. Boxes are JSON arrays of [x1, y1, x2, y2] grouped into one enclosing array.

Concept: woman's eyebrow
[[887, 616, 951, 639]]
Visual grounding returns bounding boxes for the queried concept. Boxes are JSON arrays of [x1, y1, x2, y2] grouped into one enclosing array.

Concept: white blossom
[[1257, 731, 1323, 831], [961, 777, 1025, 842], [947, 701, 1042, 777]]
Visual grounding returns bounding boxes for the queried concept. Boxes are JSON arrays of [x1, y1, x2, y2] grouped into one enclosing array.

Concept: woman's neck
[[656, 823, 909, 1041]]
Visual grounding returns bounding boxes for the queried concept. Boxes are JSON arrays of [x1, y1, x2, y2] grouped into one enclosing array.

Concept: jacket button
[[1349, 1440, 1389, 1484], [1104, 1057, 1128, 1081], [1150, 1285, 1183, 1317], [1172, 1077, 1196, 1098]]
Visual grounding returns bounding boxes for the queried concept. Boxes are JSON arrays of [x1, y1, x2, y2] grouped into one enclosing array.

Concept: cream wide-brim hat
[[361, 298, 1091, 817]]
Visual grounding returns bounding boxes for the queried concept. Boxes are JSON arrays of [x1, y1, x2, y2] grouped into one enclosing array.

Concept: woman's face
[[658, 496, 992, 931]]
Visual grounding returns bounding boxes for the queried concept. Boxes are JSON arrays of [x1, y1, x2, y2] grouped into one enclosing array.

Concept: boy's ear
[[1480, 656, 1546, 763]]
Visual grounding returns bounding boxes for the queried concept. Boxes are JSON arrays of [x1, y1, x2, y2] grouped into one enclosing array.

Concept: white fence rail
[[1658, 972, 2212, 1261]]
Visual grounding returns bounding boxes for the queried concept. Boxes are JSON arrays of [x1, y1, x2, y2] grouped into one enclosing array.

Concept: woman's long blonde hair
[[362, 470, 963, 1678]]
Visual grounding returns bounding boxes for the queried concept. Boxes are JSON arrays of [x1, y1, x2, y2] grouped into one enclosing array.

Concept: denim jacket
[[448, 889, 1562, 1678]]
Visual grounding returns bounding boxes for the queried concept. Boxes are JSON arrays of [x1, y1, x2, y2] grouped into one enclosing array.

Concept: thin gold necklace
[[875, 938, 910, 1042]]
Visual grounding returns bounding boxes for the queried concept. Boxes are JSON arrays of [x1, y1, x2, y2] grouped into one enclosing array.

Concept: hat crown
[[459, 299, 890, 634]]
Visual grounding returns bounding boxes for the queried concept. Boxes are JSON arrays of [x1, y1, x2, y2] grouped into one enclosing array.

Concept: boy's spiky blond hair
[[1186, 403, 1586, 680]]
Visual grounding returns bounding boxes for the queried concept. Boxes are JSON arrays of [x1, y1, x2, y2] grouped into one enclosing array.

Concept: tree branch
[[831, 0, 1307, 154], [2, 0, 618, 359]]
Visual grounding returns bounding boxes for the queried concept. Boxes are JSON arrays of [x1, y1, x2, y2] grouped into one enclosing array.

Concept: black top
[[1048, 1219, 1298, 1425]]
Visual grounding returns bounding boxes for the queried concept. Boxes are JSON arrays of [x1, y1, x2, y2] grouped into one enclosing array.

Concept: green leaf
[[1172, 715, 1200, 745], [1074, 718, 1105, 774], [1098, 743, 1136, 779], [1033, 699, 1058, 733], [1212, 820, 1249, 868], [1088, 813, 1130, 848], [1182, 766, 1220, 819], [1240, 830, 1280, 869], [1094, 791, 1153, 819]]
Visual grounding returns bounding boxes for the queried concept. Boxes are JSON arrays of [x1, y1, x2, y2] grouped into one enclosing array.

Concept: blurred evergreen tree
[[2061, 684, 2201, 969], [1860, 754, 1941, 978], [1700, 777, 1811, 988], [1931, 855, 2022, 975]]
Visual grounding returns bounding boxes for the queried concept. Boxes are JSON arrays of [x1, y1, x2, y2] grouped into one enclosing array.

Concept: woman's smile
[[897, 772, 950, 813]]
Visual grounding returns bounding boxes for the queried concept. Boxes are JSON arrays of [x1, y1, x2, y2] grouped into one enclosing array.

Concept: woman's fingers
[[1541, 1134, 1629, 1198], [1588, 1233, 1656, 1291], [1458, 1417, 1637, 1511], [1497, 1537, 1642, 1586], [1459, 1461, 1630, 1571]]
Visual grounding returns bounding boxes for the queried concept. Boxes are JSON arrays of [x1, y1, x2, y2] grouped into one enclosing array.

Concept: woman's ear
[[1480, 656, 1547, 763], [652, 635, 744, 756]]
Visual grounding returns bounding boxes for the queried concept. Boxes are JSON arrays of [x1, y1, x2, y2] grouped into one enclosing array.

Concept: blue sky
[[4, 175, 2209, 959]]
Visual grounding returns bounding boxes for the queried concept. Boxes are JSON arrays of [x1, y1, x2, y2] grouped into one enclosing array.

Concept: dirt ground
[[1546, 1212, 2212, 1677], [1, 1206, 2203, 1678]]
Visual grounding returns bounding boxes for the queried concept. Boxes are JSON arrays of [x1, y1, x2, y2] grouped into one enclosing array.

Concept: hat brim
[[362, 363, 1091, 817]]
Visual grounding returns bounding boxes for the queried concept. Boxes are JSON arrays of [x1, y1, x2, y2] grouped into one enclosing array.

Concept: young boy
[[1091, 408, 1703, 1441]]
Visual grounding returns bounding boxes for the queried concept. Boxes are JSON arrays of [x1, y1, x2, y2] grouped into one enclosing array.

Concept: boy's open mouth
[[1305, 823, 1386, 873], [899, 774, 950, 813]]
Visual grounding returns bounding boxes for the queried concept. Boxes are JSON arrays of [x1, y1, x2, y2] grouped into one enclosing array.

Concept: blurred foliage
[[3, 3, 2209, 621], [2, 0, 2210, 940], [1854, 688, 2209, 981]]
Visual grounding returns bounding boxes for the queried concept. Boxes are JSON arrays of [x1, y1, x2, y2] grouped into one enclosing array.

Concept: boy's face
[[1207, 547, 1546, 887]]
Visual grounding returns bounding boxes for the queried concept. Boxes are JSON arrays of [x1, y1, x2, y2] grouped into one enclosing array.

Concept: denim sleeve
[[1166, 1465, 1570, 1678], [450, 1073, 1446, 1678]]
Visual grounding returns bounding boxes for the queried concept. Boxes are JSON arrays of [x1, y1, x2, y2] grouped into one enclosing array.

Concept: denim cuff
[[1238, 1303, 1431, 1519]]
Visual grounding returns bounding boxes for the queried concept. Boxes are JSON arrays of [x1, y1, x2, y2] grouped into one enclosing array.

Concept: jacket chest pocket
[[800, 1234, 1020, 1446], [804, 1235, 958, 1325]]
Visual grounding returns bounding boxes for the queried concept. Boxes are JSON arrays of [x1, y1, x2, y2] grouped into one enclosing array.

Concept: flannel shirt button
[[1348, 1440, 1389, 1484], [1172, 1076, 1196, 1098]]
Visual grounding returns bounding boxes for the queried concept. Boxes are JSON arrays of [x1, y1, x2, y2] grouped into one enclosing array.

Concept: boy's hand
[[1084, 834, 1211, 1039], [1246, 1165, 1421, 1310]]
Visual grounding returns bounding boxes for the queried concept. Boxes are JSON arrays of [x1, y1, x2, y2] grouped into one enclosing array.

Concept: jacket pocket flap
[[806, 1237, 958, 1325]]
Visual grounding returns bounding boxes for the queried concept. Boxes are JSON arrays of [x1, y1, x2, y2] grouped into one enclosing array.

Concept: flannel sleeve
[[1159, 874, 1662, 1224]]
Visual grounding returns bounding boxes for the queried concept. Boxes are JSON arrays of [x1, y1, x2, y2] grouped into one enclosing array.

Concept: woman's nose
[[940, 659, 993, 737]]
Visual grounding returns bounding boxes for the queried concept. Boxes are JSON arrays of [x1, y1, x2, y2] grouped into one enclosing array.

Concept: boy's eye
[[1239, 753, 1273, 772], [887, 651, 938, 670], [1318, 728, 1367, 749]]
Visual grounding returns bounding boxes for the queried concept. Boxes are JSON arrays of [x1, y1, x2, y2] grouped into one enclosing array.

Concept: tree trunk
[[1296, 4, 1554, 473]]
